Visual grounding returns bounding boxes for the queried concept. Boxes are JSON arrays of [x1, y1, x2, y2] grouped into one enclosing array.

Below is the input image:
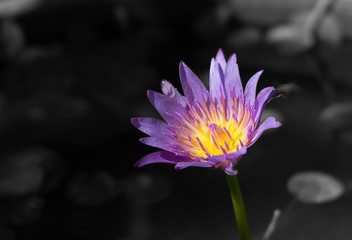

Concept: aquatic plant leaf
[[287, 171, 345, 204]]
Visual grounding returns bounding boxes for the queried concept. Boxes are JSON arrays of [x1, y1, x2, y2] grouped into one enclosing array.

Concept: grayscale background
[[0, 0, 351, 239]]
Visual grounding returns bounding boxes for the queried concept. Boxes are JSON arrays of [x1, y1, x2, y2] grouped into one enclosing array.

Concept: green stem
[[225, 174, 252, 240]]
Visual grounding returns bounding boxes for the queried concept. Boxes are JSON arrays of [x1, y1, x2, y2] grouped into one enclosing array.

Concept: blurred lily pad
[[0, 147, 63, 196], [123, 174, 172, 206], [67, 171, 120, 207], [317, 13, 344, 46], [0, 0, 41, 18], [10, 196, 44, 225], [320, 101, 352, 129], [287, 171, 345, 204], [0, 19, 25, 60], [265, 12, 314, 55], [226, 27, 262, 49]]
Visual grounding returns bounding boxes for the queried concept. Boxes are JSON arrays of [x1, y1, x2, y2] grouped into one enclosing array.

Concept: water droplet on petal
[[287, 171, 345, 204]]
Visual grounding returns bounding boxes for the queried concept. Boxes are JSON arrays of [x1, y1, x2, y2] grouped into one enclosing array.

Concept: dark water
[[0, 1, 351, 240]]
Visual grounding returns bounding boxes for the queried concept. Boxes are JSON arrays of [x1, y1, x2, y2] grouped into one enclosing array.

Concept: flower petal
[[131, 117, 170, 137], [224, 165, 238, 175], [249, 117, 281, 147], [226, 145, 247, 162], [206, 154, 227, 164], [140, 137, 175, 152], [134, 151, 189, 167], [221, 147, 247, 175], [253, 87, 282, 124], [179, 61, 208, 103], [147, 90, 187, 124], [175, 161, 214, 170], [205, 145, 246, 166], [225, 53, 243, 100], [161, 80, 187, 107], [209, 58, 225, 101], [215, 48, 226, 71], [244, 70, 263, 108]]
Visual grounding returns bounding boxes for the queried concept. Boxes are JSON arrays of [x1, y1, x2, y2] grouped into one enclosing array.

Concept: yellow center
[[174, 97, 255, 160]]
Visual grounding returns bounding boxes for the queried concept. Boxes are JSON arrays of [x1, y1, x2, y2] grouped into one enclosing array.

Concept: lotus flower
[[131, 49, 282, 175]]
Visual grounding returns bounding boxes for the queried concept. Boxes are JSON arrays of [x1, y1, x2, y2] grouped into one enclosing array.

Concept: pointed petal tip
[[131, 117, 138, 127], [244, 70, 265, 107], [146, 89, 155, 103], [251, 70, 264, 79], [228, 53, 237, 63], [146, 89, 152, 97], [160, 79, 167, 85], [215, 48, 227, 70], [161, 80, 172, 96], [275, 88, 288, 96], [216, 48, 224, 57], [248, 117, 282, 146], [134, 151, 178, 168], [179, 61, 186, 69], [179, 61, 192, 73], [147, 89, 161, 103], [274, 120, 282, 128], [263, 117, 282, 129], [134, 156, 150, 168], [134, 161, 143, 168]]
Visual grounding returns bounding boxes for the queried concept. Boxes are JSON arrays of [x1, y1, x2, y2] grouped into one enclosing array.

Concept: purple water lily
[[131, 49, 282, 175]]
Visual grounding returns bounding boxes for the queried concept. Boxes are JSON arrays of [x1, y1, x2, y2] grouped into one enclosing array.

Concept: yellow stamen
[[174, 98, 255, 160]]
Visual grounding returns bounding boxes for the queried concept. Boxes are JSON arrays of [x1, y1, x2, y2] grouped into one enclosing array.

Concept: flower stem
[[225, 174, 252, 240]]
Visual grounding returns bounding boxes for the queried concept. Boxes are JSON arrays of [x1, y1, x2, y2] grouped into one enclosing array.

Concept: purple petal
[[147, 90, 187, 124], [207, 147, 247, 175], [224, 166, 238, 175], [248, 117, 281, 147], [220, 147, 247, 175], [226, 145, 247, 162], [161, 80, 187, 107], [244, 70, 263, 108], [140, 137, 175, 152], [225, 53, 243, 100], [215, 48, 226, 71], [134, 151, 189, 167], [179, 61, 208, 103], [175, 161, 214, 170], [131, 117, 170, 137], [205, 145, 247, 166], [209, 58, 225, 101], [253, 87, 282, 124], [206, 154, 227, 164]]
